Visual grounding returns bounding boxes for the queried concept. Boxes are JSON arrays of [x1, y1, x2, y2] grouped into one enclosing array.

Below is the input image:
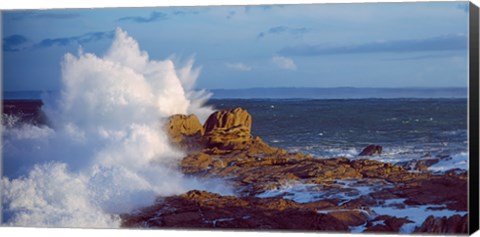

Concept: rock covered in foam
[[2, 100, 49, 127]]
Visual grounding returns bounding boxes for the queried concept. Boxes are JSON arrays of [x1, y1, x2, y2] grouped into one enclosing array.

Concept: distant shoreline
[[209, 87, 468, 99], [2, 87, 468, 100]]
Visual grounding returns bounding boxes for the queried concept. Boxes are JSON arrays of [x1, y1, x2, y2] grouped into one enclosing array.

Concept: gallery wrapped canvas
[[1, 0, 479, 235]]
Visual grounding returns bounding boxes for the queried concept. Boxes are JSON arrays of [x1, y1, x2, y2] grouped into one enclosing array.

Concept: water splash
[[2, 28, 227, 228]]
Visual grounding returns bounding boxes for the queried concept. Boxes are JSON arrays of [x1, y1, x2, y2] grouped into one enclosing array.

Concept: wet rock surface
[[122, 190, 354, 231], [122, 108, 468, 233], [358, 144, 383, 156], [414, 214, 468, 233]]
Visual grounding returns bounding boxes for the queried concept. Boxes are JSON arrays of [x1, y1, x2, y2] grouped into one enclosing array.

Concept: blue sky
[[2, 2, 470, 91]]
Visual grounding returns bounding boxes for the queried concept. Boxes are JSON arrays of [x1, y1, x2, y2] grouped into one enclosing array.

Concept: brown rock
[[415, 214, 468, 233], [203, 107, 253, 150], [204, 107, 252, 134], [359, 145, 382, 156], [328, 210, 369, 226], [396, 159, 440, 172], [397, 175, 467, 211], [413, 159, 440, 171], [121, 190, 351, 231], [365, 215, 413, 232], [166, 114, 205, 151]]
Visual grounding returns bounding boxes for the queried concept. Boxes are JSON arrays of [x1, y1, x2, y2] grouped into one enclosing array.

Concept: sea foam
[[2, 28, 228, 228]]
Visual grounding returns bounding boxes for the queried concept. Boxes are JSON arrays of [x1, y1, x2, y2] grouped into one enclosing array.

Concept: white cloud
[[225, 62, 252, 71], [271, 56, 297, 70]]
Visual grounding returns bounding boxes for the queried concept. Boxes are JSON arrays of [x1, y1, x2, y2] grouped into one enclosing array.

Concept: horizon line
[[2, 86, 469, 93], [207, 86, 468, 90]]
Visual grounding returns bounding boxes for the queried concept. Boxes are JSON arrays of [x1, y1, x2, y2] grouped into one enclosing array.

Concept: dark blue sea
[[207, 98, 468, 171]]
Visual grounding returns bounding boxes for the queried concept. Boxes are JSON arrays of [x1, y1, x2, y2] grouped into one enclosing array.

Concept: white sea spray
[[1, 28, 231, 228]]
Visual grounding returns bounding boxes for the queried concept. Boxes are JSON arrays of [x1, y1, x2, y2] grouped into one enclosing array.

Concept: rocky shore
[[121, 107, 468, 233]]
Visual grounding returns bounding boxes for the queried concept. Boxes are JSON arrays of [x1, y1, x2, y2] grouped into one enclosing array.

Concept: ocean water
[[208, 98, 468, 171], [225, 98, 469, 232]]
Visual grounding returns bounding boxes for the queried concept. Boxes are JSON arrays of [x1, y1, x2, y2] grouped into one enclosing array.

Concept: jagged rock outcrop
[[166, 107, 260, 151], [204, 107, 252, 134], [415, 214, 468, 233], [203, 107, 253, 150], [166, 114, 205, 151], [359, 144, 382, 156]]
